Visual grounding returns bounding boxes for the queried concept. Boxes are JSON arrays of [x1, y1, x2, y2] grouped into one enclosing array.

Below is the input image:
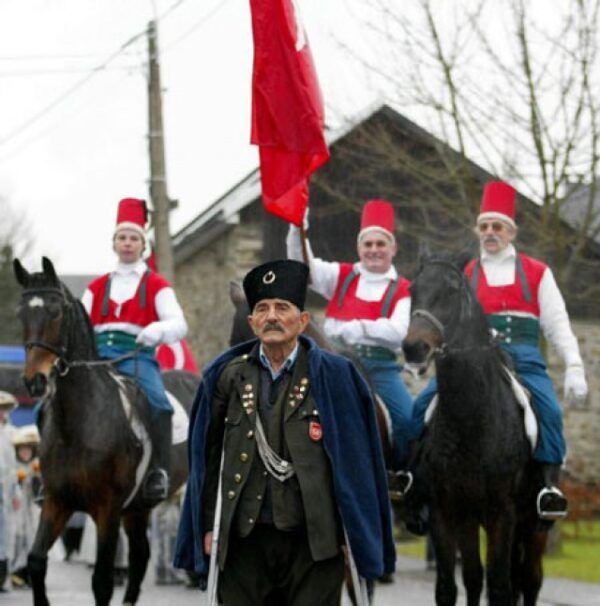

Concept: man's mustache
[[263, 322, 284, 332], [484, 235, 501, 244]]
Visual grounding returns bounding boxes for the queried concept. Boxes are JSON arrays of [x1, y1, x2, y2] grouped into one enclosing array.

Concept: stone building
[[172, 103, 599, 484]]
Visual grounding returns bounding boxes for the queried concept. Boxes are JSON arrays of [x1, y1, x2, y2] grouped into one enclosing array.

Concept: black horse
[[402, 256, 547, 605], [14, 257, 199, 606]]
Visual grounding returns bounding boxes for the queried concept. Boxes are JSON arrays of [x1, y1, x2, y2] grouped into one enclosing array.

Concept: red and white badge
[[309, 421, 322, 441]]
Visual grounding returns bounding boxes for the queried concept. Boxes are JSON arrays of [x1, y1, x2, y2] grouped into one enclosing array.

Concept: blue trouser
[[359, 357, 414, 467], [97, 344, 173, 418], [410, 344, 565, 464]]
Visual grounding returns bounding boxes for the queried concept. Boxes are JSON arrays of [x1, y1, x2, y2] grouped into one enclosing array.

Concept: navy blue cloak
[[173, 335, 395, 579]]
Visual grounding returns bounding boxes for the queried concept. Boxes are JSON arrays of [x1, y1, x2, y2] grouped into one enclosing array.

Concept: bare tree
[[0, 196, 33, 343], [328, 0, 599, 312]]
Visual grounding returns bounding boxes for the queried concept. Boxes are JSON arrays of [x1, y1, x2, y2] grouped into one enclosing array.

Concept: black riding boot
[[142, 412, 172, 503], [537, 464, 568, 520], [0, 559, 7, 592]]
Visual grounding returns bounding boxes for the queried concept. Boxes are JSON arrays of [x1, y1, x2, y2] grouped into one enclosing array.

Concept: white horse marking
[[28, 296, 44, 308]]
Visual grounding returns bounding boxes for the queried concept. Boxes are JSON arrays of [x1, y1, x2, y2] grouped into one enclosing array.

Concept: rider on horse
[[286, 199, 413, 469], [406, 181, 588, 520], [81, 198, 188, 503]]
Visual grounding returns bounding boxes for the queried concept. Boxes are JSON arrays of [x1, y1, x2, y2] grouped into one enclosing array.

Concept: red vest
[[87, 271, 170, 329], [325, 263, 411, 320], [464, 253, 546, 317]]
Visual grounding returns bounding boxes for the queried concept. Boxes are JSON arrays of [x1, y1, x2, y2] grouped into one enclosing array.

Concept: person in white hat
[[10, 425, 40, 589], [0, 392, 19, 592], [81, 198, 188, 503], [287, 199, 413, 470], [408, 181, 588, 521]]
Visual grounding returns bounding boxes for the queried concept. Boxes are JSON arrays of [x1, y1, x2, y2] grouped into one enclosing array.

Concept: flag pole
[[299, 224, 310, 267]]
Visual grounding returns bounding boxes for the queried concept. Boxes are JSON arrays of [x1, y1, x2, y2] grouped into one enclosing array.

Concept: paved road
[[3, 553, 600, 605]]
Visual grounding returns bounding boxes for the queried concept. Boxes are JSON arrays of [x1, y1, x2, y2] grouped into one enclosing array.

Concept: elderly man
[[174, 260, 394, 605], [407, 181, 588, 521], [286, 199, 413, 470], [82, 197, 188, 502]]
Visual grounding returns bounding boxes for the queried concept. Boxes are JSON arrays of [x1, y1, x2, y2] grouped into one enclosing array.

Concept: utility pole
[[147, 19, 174, 283]]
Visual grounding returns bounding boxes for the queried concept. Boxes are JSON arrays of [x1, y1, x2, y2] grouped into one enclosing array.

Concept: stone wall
[[175, 219, 263, 370], [549, 320, 600, 483]]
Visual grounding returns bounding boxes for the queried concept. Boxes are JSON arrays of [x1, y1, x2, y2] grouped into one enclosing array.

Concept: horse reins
[[411, 260, 496, 358], [22, 286, 138, 377]]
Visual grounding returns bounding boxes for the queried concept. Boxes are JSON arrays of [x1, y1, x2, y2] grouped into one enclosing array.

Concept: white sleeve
[[286, 224, 340, 301], [153, 287, 188, 344], [336, 297, 411, 351], [81, 288, 93, 315], [538, 268, 583, 368]]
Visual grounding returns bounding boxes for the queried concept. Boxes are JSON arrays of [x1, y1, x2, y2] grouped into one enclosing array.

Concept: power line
[[0, 65, 138, 78], [0, 30, 146, 147], [163, 0, 231, 53], [0, 0, 188, 148]]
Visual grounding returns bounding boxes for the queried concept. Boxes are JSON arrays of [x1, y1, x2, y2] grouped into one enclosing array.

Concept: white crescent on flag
[[290, 0, 307, 51]]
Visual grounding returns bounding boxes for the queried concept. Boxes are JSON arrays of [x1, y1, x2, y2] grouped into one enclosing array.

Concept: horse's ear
[[42, 257, 59, 284], [417, 239, 432, 267], [454, 248, 475, 271], [13, 258, 30, 287], [229, 282, 247, 307]]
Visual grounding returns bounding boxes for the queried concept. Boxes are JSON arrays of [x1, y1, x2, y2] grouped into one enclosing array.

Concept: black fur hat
[[243, 260, 309, 312]]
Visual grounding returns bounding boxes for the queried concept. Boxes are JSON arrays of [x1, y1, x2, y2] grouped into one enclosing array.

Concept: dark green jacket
[[203, 343, 341, 570]]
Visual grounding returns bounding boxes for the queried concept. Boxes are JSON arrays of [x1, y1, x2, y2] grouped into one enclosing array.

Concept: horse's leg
[[485, 508, 516, 606], [121, 509, 151, 606], [430, 509, 458, 606], [520, 526, 547, 606], [28, 500, 72, 606], [456, 521, 483, 606], [92, 506, 121, 606]]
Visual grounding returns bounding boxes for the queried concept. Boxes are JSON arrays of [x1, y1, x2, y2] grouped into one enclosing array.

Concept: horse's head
[[14, 257, 72, 398], [403, 254, 479, 374]]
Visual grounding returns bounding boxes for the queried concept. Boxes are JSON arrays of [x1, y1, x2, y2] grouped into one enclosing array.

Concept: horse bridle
[[410, 260, 494, 357], [21, 286, 135, 378], [21, 286, 72, 376]]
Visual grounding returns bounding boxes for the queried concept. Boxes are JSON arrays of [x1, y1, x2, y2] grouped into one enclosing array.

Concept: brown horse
[[14, 257, 199, 606]]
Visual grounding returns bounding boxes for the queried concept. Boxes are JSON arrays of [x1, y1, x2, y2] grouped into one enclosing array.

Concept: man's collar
[[115, 259, 147, 276], [355, 262, 398, 281], [481, 243, 516, 263], [258, 342, 299, 381]]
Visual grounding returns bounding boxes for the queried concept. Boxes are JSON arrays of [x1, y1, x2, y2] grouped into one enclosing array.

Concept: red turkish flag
[[249, 0, 330, 226]]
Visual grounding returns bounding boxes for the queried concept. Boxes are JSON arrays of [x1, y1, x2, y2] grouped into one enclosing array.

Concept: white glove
[[302, 208, 309, 231], [564, 365, 588, 406], [290, 208, 309, 231], [135, 323, 164, 347]]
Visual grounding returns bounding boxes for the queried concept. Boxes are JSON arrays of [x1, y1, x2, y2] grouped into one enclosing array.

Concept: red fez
[[114, 198, 148, 239], [358, 199, 395, 242], [478, 181, 516, 228]]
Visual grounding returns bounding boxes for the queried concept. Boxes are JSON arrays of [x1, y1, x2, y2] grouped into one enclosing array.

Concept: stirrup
[[395, 470, 413, 498], [33, 485, 44, 505], [537, 486, 568, 520]]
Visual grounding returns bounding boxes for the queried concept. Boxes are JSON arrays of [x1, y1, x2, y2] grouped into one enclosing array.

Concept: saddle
[[424, 365, 538, 452]]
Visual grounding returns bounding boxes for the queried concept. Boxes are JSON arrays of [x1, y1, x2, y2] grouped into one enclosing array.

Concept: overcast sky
[[0, 0, 382, 274]]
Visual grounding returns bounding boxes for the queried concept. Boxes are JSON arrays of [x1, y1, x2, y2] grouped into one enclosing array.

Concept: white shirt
[[286, 226, 410, 351], [480, 244, 583, 367], [81, 260, 187, 345]]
